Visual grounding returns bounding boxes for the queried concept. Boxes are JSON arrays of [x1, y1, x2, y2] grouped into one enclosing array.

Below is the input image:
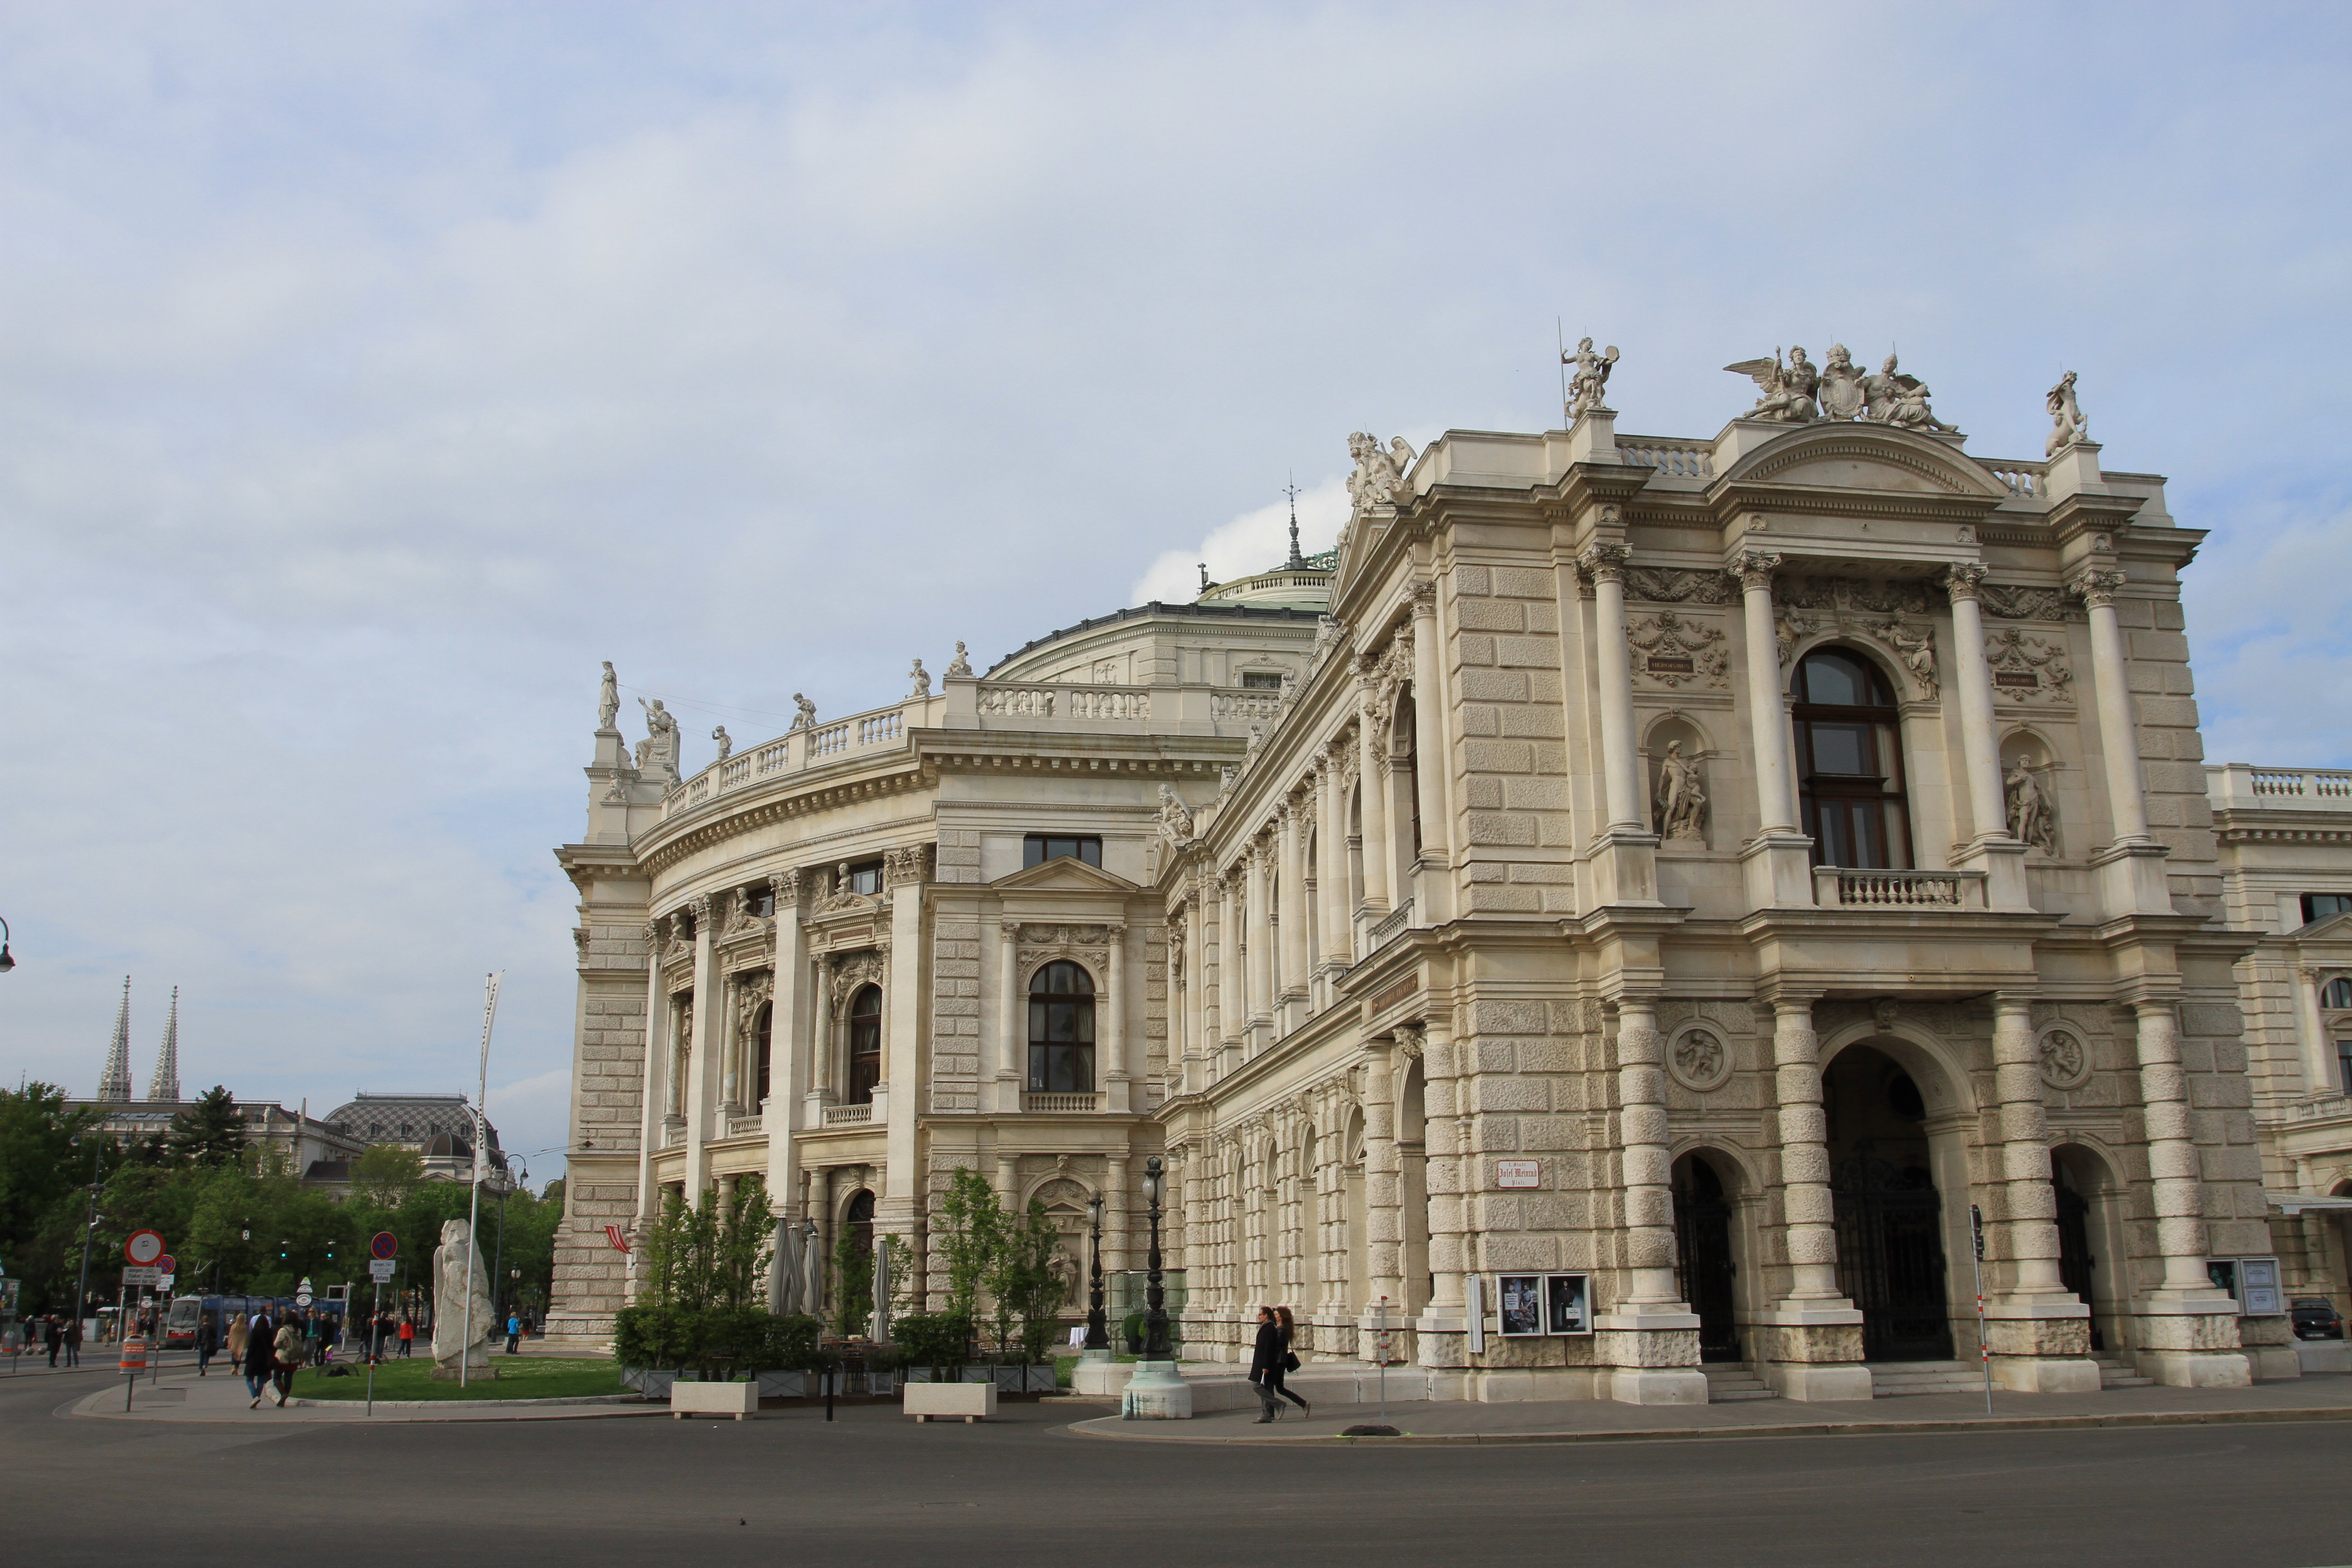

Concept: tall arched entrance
[[1824, 1044, 1954, 1362], [1672, 1152, 1741, 1362]]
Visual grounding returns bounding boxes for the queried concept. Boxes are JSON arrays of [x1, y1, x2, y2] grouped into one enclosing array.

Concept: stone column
[[764, 872, 805, 1210], [880, 855, 926, 1234], [1413, 1018, 1471, 1376], [2297, 968, 2338, 1096], [633, 916, 670, 1233], [2073, 568, 2171, 914], [1594, 998, 1707, 1406], [1277, 799, 1308, 1023], [683, 896, 719, 1201], [1245, 843, 1274, 1033], [1217, 869, 1243, 1054], [998, 921, 1022, 1111], [1182, 890, 1207, 1093], [1757, 994, 1871, 1400], [1581, 543, 1644, 831], [1103, 923, 1128, 1110], [1732, 549, 1814, 907], [2127, 998, 2252, 1386], [1985, 996, 2098, 1390], [1945, 565, 2032, 909], [1407, 589, 1454, 919], [1318, 750, 1352, 970], [1360, 1038, 1404, 1350], [1355, 692, 1392, 915]]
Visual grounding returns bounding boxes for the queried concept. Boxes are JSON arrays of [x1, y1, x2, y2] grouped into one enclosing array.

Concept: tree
[[829, 1225, 873, 1338], [931, 1167, 1003, 1332], [0, 1085, 102, 1311], [350, 1143, 425, 1208], [167, 1088, 244, 1166]]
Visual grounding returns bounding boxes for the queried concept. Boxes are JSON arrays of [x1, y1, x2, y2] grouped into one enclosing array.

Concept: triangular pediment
[[1717, 424, 2009, 500], [990, 856, 1140, 893], [2292, 910, 2352, 945]]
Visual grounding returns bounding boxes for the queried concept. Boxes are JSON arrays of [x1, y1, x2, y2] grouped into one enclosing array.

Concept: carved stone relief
[[1627, 611, 1729, 689], [2038, 1026, 2091, 1090], [1666, 1025, 1733, 1093], [1979, 584, 2084, 623], [829, 951, 887, 1015], [1985, 627, 2075, 703], [1779, 576, 1937, 617]]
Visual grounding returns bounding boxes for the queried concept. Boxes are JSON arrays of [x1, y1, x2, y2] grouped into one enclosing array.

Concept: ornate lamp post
[[1083, 1192, 1109, 1352], [1142, 1158, 1171, 1359], [1119, 1155, 1191, 1417]]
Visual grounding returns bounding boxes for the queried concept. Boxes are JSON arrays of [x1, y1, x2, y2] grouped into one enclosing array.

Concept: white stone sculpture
[[598, 661, 620, 733], [945, 642, 973, 678], [908, 658, 931, 698], [1563, 337, 1619, 417], [2046, 370, 2087, 455], [1818, 343, 1867, 421], [790, 693, 817, 730], [1725, 347, 1819, 422], [1345, 432, 1418, 510], [1865, 353, 1959, 433], [431, 1217, 495, 1376], [635, 697, 680, 773], [1654, 741, 1708, 843], [711, 725, 732, 762], [1875, 619, 1939, 698], [2006, 756, 2058, 855], [1158, 783, 1195, 845]]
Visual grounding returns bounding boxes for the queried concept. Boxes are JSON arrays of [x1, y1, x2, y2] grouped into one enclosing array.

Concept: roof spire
[[148, 985, 181, 1102], [98, 975, 133, 1102], [1283, 475, 1305, 569]]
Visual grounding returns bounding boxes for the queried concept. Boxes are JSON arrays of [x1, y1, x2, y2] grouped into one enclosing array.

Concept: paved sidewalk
[[69, 1365, 665, 1425], [1070, 1371, 2352, 1445]]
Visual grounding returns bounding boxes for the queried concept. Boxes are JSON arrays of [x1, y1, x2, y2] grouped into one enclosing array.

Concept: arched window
[[2322, 976, 2352, 1010], [1028, 960, 1097, 1093], [753, 1002, 774, 1105], [1396, 691, 1423, 855], [1794, 648, 1912, 869], [846, 985, 882, 1105]]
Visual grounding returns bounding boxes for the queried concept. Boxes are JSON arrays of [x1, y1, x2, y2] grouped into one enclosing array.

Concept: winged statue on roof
[[1724, 346, 1818, 422]]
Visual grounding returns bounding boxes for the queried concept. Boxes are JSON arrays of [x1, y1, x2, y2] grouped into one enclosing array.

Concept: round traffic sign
[[155, 1254, 176, 1275], [370, 1231, 398, 1260], [124, 1230, 164, 1267], [295, 1292, 313, 1307]]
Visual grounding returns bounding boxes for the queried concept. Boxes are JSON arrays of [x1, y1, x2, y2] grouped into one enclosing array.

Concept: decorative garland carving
[[1778, 575, 1937, 616], [1985, 627, 2075, 703], [1014, 922, 1119, 982], [1627, 610, 1729, 689], [829, 951, 887, 1015], [1625, 567, 1738, 605]]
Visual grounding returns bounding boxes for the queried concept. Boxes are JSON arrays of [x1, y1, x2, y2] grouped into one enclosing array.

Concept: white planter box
[[904, 1380, 996, 1423], [670, 1379, 758, 1420]]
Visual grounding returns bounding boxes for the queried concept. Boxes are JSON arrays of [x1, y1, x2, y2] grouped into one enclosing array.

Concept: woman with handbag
[[1248, 1306, 1311, 1423], [270, 1313, 303, 1406], [1269, 1306, 1309, 1419]]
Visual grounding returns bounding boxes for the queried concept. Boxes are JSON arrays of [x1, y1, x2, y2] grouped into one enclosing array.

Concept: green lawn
[[288, 1356, 627, 1402]]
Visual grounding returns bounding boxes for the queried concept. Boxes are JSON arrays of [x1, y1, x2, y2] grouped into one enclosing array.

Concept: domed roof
[[324, 1092, 503, 1165]]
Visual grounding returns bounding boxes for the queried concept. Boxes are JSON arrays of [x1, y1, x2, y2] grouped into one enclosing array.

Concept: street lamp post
[[0, 914, 16, 972], [68, 1136, 103, 1336], [1084, 1193, 1109, 1352], [1119, 1155, 1191, 1419]]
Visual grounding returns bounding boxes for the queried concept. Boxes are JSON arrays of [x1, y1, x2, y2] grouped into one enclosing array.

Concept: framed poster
[[1545, 1272, 1592, 1336], [1497, 1274, 1545, 1336], [2239, 1257, 2283, 1316]]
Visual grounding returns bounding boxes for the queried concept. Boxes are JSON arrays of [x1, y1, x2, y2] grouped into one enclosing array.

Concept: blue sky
[[4, 2, 2348, 1177]]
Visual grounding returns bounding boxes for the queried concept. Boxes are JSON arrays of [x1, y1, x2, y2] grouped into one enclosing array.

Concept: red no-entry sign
[[124, 1230, 164, 1267]]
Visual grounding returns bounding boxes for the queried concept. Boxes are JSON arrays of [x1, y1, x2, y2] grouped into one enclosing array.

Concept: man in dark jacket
[[62, 1316, 81, 1367], [242, 1312, 274, 1408]]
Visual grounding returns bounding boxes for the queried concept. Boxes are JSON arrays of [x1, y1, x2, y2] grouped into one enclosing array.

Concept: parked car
[[2290, 1298, 2345, 1340]]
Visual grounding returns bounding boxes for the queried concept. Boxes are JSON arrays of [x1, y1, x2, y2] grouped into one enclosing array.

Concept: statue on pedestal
[[1563, 337, 1618, 418], [598, 662, 620, 733], [2005, 756, 2058, 855], [790, 693, 817, 730], [711, 725, 732, 762], [908, 658, 931, 698], [1725, 347, 1820, 422], [2045, 370, 2088, 455], [431, 1217, 495, 1379], [635, 697, 680, 774], [946, 642, 973, 677], [1864, 353, 1959, 433], [1654, 741, 1708, 843]]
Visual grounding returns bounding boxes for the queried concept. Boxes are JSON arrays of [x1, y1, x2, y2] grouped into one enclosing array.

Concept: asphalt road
[[4, 1369, 2350, 1568]]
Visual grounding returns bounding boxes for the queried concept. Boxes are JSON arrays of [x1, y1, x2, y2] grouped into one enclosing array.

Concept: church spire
[[1283, 475, 1305, 569], [148, 986, 181, 1102], [98, 976, 133, 1102]]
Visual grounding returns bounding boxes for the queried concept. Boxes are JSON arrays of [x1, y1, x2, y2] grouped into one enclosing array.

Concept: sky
[[4, 2, 2349, 1181]]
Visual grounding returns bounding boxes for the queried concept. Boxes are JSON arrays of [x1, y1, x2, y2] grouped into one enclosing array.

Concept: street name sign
[[368, 1259, 396, 1282]]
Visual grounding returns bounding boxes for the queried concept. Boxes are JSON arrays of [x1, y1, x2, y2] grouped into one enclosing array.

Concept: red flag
[[603, 1225, 631, 1254]]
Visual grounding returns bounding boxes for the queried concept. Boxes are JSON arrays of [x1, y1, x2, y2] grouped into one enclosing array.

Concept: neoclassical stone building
[[549, 349, 2351, 1399]]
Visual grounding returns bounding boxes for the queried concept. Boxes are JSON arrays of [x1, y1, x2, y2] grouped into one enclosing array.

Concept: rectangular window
[[1023, 835, 1102, 869], [1240, 671, 1283, 690], [846, 860, 884, 896], [2302, 893, 2352, 925], [2338, 1040, 2352, 1098]]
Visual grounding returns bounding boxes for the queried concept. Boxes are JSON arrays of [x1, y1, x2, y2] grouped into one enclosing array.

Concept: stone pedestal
[[1954, 836, 2032, 911], [1072, 1348, 1130, 1397], [1593, 1311, 1708, 1406], [1742, 832, 1816, 909], [1121, 1360, 1193, 1419], [2237, 1313, 2303, 1381], [1585, 829, 1660, 907], [430, 1357, 495, 1382], [2130, 1294, 2253, 1387], [1984, 1302, 2100, 1392], [1754, 1307, 1872, 1401], [2092, 840, 2174, 917]]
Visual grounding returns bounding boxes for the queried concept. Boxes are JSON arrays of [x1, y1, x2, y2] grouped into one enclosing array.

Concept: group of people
[[1248, 1305, 1311, 1424], [28, 1315, 84, 1367], [211, 1306, 346, 1407]]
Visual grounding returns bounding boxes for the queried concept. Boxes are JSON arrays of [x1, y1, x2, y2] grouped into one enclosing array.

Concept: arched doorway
[[2053, 1155, 2102, 1353], [1825, 1044, 1953, 1361], [1672, 1152, 1741, 1362]]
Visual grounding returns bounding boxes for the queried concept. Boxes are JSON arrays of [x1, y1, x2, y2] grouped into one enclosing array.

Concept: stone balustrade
[[2209, 763, 2352, 810], [1985, 461, 2045, 499], [1022, 1092, 1102, 1112], [1812, 867, 1984, 909], [1617, 436, 1714, 479], [820, 1103, 872, 1127]]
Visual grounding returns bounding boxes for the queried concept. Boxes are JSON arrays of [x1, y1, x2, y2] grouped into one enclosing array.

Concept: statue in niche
[[2045, 370, 2088, 455], [945, 642, 973, 678], [1818, 343, 1867, 421], [1345, 432, 1418, 510], [908, 658, 931, 698], [1158, 784, 1195, 846], [1654, 741, 1708, 843], [790, 693, 817, 730], [598, 661, 620, 732], [1864, 352, 1960, 433], [1563, 337, 1619, 417], [1725, 346, 1819, 422], [711, 725, 732, 762], [2005, 755, 2058, 855], [635, 698, 680, 773]]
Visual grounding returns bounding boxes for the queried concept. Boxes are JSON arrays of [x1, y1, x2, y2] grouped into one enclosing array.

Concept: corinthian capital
[[1730, 549, 1783, 593], [1942, 562, 1989, 601], [2069, 568, 2127, 610], [1407, 579, 1438, 616], [1577, 541, 1631, 584]]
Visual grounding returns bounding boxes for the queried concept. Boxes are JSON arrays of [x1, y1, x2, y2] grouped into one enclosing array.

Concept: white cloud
[[1131, 476, 1351, 607]]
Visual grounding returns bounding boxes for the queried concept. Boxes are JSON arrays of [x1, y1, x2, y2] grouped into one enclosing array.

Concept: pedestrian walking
[[1269, 1306, 1309, 1416], [505, 1311, 521, 1355], [226, 1310, 249, 1377], [270, 1314, 302, 1406], [196, 1312, 217, 1376], [242, 1311, 274, 1407], [62, 1315, 81, 1368], [1248, 1305, 1309, 1423], [397, 1318, 414, 1358], [44, 1316, 61, 1369]]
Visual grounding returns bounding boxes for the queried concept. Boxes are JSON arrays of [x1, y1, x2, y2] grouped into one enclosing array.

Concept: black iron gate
[[1673, 1166, 1742, 1362], [1832, 1144, 1954, 1362], [2054, 1173, 2104, 1352]]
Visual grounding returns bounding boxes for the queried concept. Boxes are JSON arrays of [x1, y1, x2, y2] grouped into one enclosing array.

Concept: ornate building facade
[[549, 351, 2352, 1399]]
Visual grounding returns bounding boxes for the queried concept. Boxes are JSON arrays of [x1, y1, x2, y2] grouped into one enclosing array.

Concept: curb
[[1068, 1403, 2352, 1446], [284, 1393, 650, 1410]]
